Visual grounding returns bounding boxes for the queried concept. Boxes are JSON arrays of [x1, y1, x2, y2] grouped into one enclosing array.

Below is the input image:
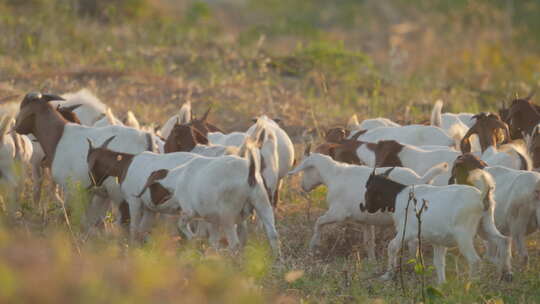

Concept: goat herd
[[1, 89, 540, 285]]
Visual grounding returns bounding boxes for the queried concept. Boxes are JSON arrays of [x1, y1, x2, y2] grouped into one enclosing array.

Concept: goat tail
[[347, 114, 360, 131], [430, 99, 443, 127], [124, 111, 141, 129], [247, 143, 259, 187], [467, 169, 496, 211], [420, 162, 449, 184]]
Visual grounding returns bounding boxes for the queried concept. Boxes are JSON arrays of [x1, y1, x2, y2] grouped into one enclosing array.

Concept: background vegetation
[[1, 0, 540, 302]]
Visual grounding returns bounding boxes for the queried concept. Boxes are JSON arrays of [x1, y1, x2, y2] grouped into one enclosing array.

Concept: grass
[[1, 0, 540, 303]]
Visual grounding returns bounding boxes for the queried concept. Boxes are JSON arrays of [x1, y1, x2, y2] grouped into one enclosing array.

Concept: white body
[[352, 125, 455, 147], [382, 172, 511, 284], [482, 166, 540, 264], [288, 153, 448, 259], [208, 131, 248, 147], [156, 153, 280, 255]]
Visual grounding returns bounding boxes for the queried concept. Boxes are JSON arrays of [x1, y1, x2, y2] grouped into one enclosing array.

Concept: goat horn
[[86, 138, 94, 150], [41, 93, 65, 102], [382, 167, 395, 177], [62, 104, 83, 112], [100, 135, 116, 149]]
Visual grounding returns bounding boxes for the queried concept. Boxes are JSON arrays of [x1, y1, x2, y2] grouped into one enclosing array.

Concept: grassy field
[[1, 0, 540, 303]]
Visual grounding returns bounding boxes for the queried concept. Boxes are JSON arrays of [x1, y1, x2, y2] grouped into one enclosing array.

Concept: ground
[[1, 1, 540, 303]]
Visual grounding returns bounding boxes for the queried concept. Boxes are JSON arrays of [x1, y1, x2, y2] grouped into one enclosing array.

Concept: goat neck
[[33, 105, 67, 167]]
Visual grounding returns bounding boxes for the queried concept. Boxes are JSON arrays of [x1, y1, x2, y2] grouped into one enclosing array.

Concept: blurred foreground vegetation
[[1, 0, 540, 303]]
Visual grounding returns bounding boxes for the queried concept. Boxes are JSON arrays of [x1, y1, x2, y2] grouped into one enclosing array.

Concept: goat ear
[[273, 117, 282, 124], [382, 167, 395, 177], [192, 128, 209, 145], [41, 93, 65, 102], [251, 117, 258, 123], [86, 138, 94, 153], [304, 142, 311, 156], [100, 135, 116, 149]]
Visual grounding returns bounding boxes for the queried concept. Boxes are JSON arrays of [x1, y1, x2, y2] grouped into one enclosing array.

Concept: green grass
[[1, 0, 540, 303]]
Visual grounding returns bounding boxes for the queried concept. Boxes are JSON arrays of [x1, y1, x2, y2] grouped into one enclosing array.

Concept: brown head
[[14, 92, 65, 135], [314, 141, 363, 165], [360, 167, 405, 213], [448, 153, 488, 185], [56, 104, 82, 124], [164, 123, 209, 153], [506, 92, 540, 138], [371, 140, 404, 167], [190, 106, 223, 135], [325, 127, 349, 143], [135, 169, 172, 206], [86, 135, 135, 188], [460, 112, 510, 153]]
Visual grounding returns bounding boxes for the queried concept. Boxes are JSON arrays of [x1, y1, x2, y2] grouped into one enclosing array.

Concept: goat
[[86, 141, 203, 239], [450, 153, 540, 266], [355, 140, 459, 177], [14, 92, 160, 228], [288, 146, 448, 259], [460, 113, 530, 170], [0, 116, 33, 213], [502, 92, 538, 139], [247, 115, 294, 206], [136, 144, 281, 256], [361, 167, 512, 284], [161, 101, 192, 139], [350, 124, 456, 147]]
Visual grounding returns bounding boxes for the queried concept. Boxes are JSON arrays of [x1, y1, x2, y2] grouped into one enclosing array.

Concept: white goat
[[136, 145, 281, 255], [247, 115, 294, 205], [350, 124, 456, 147], [0, 117, 33, 213], [355, 140, 459, 177], [449, 155, 540, 266], [288, 150, 448, 259], [361, 169, 512, 284]]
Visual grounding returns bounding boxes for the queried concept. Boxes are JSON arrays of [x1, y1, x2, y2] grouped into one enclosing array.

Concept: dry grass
[[2, 0, 540, 303]]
